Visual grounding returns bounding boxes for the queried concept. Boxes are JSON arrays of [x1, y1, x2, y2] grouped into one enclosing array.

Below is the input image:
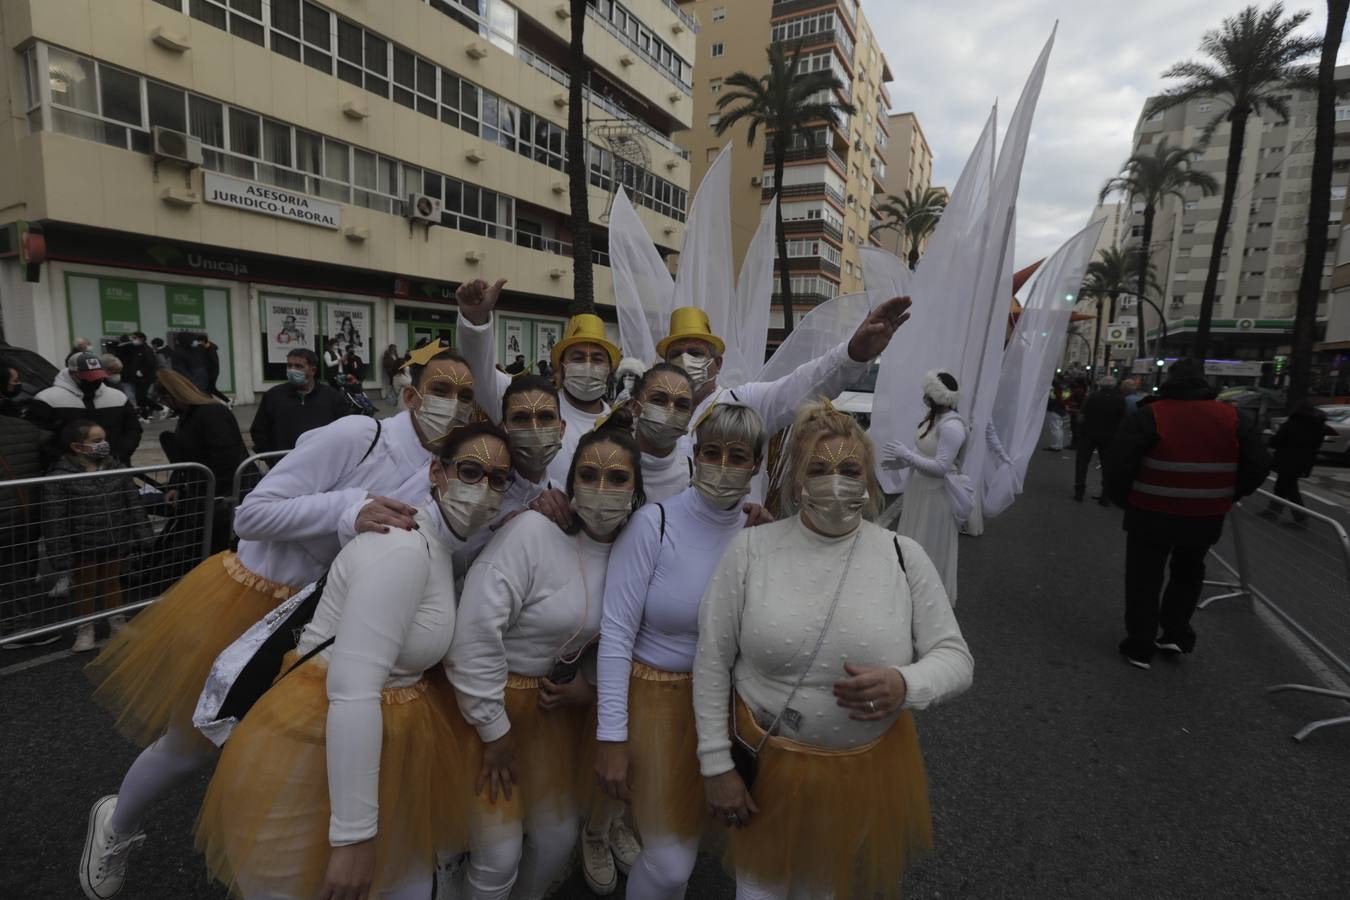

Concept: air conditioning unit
[[1237, 317, 1256, 330], [152, 127, 203, 168], [1170, 297, 1185, 308], [750, 176, 762, 187], [406, 193, 443, 224]]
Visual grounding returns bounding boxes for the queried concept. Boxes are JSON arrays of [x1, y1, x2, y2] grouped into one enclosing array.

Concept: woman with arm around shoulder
[[196, 422, 515, 900], [694, 401, 974, 900], [447, 414, 645, 900]]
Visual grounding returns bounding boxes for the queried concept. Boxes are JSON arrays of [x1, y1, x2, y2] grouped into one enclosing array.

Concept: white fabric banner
[[723, 197, 778, 387], [608, 188, 674, 363]]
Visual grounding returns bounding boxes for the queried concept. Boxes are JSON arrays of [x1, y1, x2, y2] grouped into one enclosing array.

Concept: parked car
[[1267, 405, 1350, 462], [1218, 386, 1285, 432], [835, 363, 878, 429]]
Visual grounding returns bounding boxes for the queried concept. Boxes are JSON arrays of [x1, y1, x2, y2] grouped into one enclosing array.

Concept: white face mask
[[106, 374, 122, 385], [413, 390, 471, 445], [435, 479, 503, 539], [800, 474, 868, 536], [563, 362, 609, 402], [510, 425, 563, 474], [673, 353, 714, 391], [692, 461, 754, 508], [571, 485, 634, 537], [636, 403, 691, 449]]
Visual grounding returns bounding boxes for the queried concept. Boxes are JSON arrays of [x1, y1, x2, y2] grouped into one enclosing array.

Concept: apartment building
[[0, 0, 694, 401], [875, 111, 937, 260], [676, 0, 892, 333]]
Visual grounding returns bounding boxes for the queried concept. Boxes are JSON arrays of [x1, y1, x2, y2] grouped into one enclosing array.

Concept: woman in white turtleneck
[[447, 416, 645, 900], [595, 404, 767, 900], [628, 363, 696, 504], [693, 401, 974, 900]]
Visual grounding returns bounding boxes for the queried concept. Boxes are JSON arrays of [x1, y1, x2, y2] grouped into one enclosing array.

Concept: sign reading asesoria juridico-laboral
[[203, 173, 341, 230]]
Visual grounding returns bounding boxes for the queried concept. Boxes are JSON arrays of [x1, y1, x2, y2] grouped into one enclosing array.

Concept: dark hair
[[407, 344, 470, 388], [0, 354, 18, 379], [563, 407, 644, 535], [501, 374, 559, 418], [438, 420, 512, 463], [287, 348, 320, 369], [151, 337, 164, 348], [132, 331, 146, 340], [920, 372, 960, 438], [632, 362, 693, 401], [58, 419, 100, 451]]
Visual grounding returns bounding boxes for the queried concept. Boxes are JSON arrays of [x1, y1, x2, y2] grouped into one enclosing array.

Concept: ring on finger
[[867, 700, 877, 712]]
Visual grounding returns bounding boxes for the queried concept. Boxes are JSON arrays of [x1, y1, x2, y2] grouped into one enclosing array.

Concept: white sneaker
[[72, 624, 97, 653], [79, 796, 145, 899], [609, 818, 641, 876], [580, 829, 617, 896], [108, 616, 127, 637]]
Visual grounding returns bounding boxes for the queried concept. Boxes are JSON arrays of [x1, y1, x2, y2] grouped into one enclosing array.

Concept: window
[[1185, 200, 1198, 210], [709, 78, 722, 94], [1131, 225, 1144, 237], [147, 82, 186, 132], [1337, 105, 1350, 122], [711, 42, 724, 58], [1333, 186, 1347, 201], [706, 147, 719, 162], [712, 6, 726, 21], [1182, 223, 1196, 234], [707, 113, 720, 127], [1145, 110, 1163, 122], [1197, 101, 1212, 113]]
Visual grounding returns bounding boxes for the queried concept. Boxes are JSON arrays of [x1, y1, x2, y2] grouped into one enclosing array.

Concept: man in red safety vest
[[1106, 357, 1269, 669]]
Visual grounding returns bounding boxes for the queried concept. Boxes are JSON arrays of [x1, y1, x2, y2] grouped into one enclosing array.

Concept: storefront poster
[[503, 319, 526, 360], [99, 279, 140, 336], [265, 297, 315, 364], [166, 285, 206, 330], [534, 321, 561, 366], [326, 305, 369, 360]]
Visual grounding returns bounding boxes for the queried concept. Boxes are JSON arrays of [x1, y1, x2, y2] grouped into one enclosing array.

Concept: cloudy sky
[[870, 1, 1342, 264]]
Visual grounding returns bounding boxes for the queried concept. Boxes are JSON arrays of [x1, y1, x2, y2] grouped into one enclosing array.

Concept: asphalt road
[[3, 451, 1348, 899]]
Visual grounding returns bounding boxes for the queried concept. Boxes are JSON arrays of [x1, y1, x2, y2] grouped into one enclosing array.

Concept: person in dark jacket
[[1262, 404, 1333, 524], [1066, 378, 1088, 450], [199, 334, 230, 405], [0, 405, 60, 648], [27, 353, 142, 465], [114, 333, 158, 419], [43, 420, 152, 652], [1106, 358, 1270, 669], [249, 349, 349, 453], [1075, 376, 1128, 504]]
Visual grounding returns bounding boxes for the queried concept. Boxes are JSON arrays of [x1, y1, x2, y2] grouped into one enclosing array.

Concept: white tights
[[109, 723, 216, 833], [466, 815, 579, 900], [624, 833, 700, 900], [240, 872, 432, 900], [735, 871, 789, 900]]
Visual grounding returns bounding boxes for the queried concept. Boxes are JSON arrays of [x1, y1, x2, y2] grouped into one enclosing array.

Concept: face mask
[[563, 362, 609, 402], [571, 485, 634, 536], [435, 479, 503, 539], [132, 339, 143, 346], [693, 461, 755, 508], [800, 474, 868, 537], [106, 374, 122, 385], [82, 441, 112, 460], [79, 380, 102, 395], [413, 391, 470, 445], [286, 368, 309, 386], [191, 340, 201, 347], [636, 403, 691, 450], [509, 425, 563, 474], [673, 353, 713, 391]]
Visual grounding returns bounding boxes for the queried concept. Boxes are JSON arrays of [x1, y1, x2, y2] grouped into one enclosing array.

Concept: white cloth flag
[[724, 196, 778, 387], [984, 219, 1105, 517], [673, 144, 735, 345], [609, 188, 674, 363]]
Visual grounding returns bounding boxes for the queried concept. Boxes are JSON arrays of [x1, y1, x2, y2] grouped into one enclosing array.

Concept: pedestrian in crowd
[[693, 400, 972, 900], [446, 416, 643, 900], [199, 334, 230, 405], [382, 343, 403, 402], [393, 356, 414, 412], [1262, 403, 1332, 525], [884, 370, 968, 605], [1044, 375, 1069, 452], [1067, 377, 1088, 450], [79, 345, 479, 900], [43, 420, 152, 653], [1107, 357, 1270, 670], [197, 423, 512, 900], [68, 338, 93, 365], [115, 333, 159, 421], [0, 374, 60, 649], [170, 333, 209, 393], [505, 354, 527, 376], [613, 356, 647, 406], [99, 353, 126, 399], [1, 354, 27, 417], [28, 352, 141, 465], [323, 337, 346, 387], [150, 337, 171, 373], [1121, 377, 1144, 414], [154, 370, 249, 554], [594, 404, 769, 899], [248, 349, 350, 454], [1074, 375, 1127, 505], [626, 363, 696, 504], [536, 359, 553, 379]]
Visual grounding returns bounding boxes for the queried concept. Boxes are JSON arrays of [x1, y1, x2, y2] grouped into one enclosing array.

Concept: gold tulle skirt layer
[[728, 697, 933, 899], [628, 662, 705, 841], [86, 552, 294, 747], [196, 655, 468, 899]]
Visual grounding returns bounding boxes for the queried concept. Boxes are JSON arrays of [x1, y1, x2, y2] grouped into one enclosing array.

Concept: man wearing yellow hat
[[455, 278, 620, 486]]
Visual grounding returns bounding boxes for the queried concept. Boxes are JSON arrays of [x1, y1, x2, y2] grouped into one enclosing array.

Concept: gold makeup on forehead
[[426, 362, 474, 388], [578, 441, 634, 490], [648, 373, 692, 400], [812, 437, 862, 473], [506, 389, 558, 415], [455, 437, 509, 468]]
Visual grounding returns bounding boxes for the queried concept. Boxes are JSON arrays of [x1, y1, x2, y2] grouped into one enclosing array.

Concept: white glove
[[880, 441, 915, 470]]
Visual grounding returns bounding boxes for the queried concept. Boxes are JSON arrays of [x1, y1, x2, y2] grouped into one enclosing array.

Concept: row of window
[[786, 274, 841, 298], [586, 0, 693, 91], [785, 238, 842, 266], [771, 11, 855, 68]]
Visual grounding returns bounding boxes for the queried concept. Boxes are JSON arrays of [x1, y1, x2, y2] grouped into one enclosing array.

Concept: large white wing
[[756, 291, 873, 383], [608, 188, 673, 362], [673, 144, 735, 345], [723, 196, 778, 387]]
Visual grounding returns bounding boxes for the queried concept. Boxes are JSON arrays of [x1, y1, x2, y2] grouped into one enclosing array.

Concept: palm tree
[[1148, 3, 1319, 359], [1099, 138, 1218, 360], [565, 0, 593, 314], [872, 186, 949, 269], [1081, 246, 1142, 376], [715, 40, 856, 337], [1288, 0, 1349, 410]]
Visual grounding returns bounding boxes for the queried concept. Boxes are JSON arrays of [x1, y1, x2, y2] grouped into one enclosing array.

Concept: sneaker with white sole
[[608, 818, 641, 876], [72, 624, 97, 653], [80, 795, 145, 900], [580, 829, 617, 896], [1154, 640, 1183, 655]]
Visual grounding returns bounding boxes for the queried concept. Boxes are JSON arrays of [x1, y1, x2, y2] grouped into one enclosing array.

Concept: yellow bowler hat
[[551, 313, 621, 370], [656, 306, 726, 359]]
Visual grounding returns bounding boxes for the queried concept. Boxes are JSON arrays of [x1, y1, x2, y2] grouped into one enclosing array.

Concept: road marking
[[1267, 475, 1343, 509], [0, 646, 91, 677]]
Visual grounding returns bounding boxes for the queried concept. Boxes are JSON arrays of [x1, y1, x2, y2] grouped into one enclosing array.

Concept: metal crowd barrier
[[230, 451, 290, 507], [0, 462, 215, 646], [1204, 488, 1350, 741]]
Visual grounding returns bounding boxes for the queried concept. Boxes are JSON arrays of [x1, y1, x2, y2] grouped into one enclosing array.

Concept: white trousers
[[1046, 412, 1066, 450], [110, 723, 216, 833], [465, 815, 579, 900], [624, 833, 700, 900]]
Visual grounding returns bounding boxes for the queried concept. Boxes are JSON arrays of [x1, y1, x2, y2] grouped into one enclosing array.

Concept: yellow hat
[[656, 306, 725, 359], [551, 314, 621, 370]]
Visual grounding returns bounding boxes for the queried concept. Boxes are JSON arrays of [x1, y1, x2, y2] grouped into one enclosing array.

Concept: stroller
[[341, 373, 377, 417]]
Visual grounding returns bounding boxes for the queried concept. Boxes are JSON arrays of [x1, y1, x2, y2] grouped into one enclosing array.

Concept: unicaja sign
[[203, 172, 341, 230]]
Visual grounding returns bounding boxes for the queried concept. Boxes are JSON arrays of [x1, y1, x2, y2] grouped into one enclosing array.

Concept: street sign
[[1106, 322, 1134, 345]]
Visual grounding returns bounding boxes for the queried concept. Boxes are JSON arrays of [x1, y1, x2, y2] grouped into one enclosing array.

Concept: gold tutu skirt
[[87, 551, 294, 747], [196, 654, 468, 899], [628, 662, 705, 841], [728, 696, 932, 899], [442, 673, 594, 830]]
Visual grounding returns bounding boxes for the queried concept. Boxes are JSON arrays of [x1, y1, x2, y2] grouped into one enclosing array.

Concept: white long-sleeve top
[[234, 412, 434, 588], [640, 450, 692, 504], [693, 517, 973, 777], [293, 506, 458, 846], [597, 487, 743, 742], [448, 511, 612, 742], [901, 413, 967, 478]]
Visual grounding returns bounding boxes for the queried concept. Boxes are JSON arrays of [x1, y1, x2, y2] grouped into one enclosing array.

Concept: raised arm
[[692, 529, 751, 777], [597, 507, 663, 743], [455, 279, 512, 423], [892, 536, 973, 709]]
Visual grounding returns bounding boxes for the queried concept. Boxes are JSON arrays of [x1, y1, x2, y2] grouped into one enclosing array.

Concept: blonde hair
[[156, 368, 218, 408], [780, 399, 882, 519]]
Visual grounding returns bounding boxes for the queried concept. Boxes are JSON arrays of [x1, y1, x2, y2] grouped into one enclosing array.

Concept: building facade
[[0, 0, 694, 401], [1063, 200, 1130, 370], [676, 0, 892, 334], [875, 111, 937, 260]]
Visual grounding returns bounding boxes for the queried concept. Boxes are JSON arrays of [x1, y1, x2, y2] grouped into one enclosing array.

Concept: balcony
[[764, 183, 846, 206], [585, 4, 693, 96], [763, 144, 848, 172], [516, 230, 611, 267], [778, 257, 842, 277], [782, 218, 844, 242], [772, 291, 835, 307]]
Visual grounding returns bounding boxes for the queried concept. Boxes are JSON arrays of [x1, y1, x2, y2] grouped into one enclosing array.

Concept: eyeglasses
[[454, 460, 514, 493]]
